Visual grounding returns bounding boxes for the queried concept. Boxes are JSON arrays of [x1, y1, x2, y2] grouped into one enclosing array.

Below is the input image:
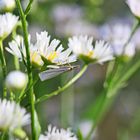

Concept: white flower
[[5, 71, 28, 91], [0, 0, 15, 11], [6, 35, 44, 67], [127, 0, 140, 18], [112, 40, 135, 57], [0, 13, 18, 39], [68, 35, 114, 64], [39, 125, 77, 140], [6, 35, 25, 60], [100, 23, 136, 57], [0, 99, 30, 131], [35, 31, 76, 65]]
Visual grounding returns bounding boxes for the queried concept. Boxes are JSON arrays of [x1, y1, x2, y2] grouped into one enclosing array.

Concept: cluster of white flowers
[[6, 31, 114, 66], [6, 31, 77, 67], [0, 13, 18, 39], [0, 99, 30, 132], [0, 0, 139, 139], [39, 125, 77, 140]]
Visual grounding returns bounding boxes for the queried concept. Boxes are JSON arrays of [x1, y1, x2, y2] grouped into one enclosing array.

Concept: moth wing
[[39, 67, 70, 81]]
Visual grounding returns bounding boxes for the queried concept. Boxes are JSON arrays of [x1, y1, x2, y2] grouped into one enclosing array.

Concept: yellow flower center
[[31, 52, 38, 61], [47, 51, 57, 61], [31, 52, 42, 65], [87, 51, 94, 58]]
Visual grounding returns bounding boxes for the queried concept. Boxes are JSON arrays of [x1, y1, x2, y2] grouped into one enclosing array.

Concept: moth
[[39, 65, 79, 81]]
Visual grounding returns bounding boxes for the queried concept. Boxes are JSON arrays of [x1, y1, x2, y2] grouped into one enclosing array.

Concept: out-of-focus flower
[[127, 0, 140, 18], [0, 99, 30, 132], [112, 40, 135, 57], [100, 23, 136, 58], [52, 4, 83, 23], [68, 35, 114, 64], [51, 4, 99, 38], [0, 13, 18, 39], [6, 35, 44, 67], [5, 71, 28, 92], [35, 31, 76, 65], [55, 19, 99, 38], [39, 125, 77, 140], [0, 0, 15, 11]]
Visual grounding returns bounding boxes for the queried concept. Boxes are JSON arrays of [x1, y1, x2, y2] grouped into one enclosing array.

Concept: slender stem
[[14, 56, 20, 70], [25, 0, 33, 16], [12, 22, 20, 70], [15, 0, 37, 140], [36, 65, 88, 104], [108, 59, 140, 96], [10, 91, 15, 101], [0, 40, 7, 98]]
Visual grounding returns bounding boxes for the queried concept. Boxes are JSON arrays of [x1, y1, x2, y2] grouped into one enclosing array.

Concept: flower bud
[[5, 71, 28, 92], [0, 0, 16, 11]]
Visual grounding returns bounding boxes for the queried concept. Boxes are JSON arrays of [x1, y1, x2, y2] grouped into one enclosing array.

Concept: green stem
[[36, 65, 88, 104], [14, 56, 20, 70], [15, 0, 37, 140], [12, 30, 20, 70], [0, 40, 7, 98], [25, 0, 33, 16], [10, 91, 15, 101], [108, 59, 140, 96]]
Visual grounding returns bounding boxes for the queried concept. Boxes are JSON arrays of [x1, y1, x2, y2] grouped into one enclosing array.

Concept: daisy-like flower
[[34, 31, 76, 65], [39, 125, 77, 140], [0, 13, 18, 39], [0, 0, 15, 11], [127, 0, 140, 18], [68, 35, 114, 64], [100, 23, 136, 58], [0, 99, 30, 132], [6, 35, 44, 68]]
